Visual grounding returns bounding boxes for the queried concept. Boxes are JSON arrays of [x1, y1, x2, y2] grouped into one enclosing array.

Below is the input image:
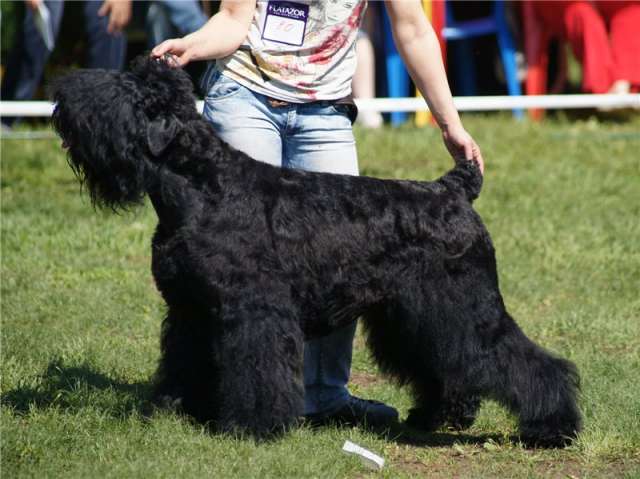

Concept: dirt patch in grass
[[349, 371, 386, 388], [386, 445, 639, 478]]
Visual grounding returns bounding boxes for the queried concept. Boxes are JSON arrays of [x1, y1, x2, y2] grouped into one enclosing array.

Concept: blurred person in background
[[352, 4, 383, 128], [532, 0, 640, 94], [1, 0, 131, 129], [145, 0, 208, 49]]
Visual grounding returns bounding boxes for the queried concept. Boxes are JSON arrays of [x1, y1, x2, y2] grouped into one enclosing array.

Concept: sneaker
[[599, 79, 632, 112], [305, 395, 399, 429]]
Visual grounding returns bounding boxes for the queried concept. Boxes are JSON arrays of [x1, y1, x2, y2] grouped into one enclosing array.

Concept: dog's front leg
[[214, 297, 305, 439], [153, 304, 219, 424]]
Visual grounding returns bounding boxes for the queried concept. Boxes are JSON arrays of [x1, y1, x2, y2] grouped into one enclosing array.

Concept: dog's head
[[51, 55, 198, 209]]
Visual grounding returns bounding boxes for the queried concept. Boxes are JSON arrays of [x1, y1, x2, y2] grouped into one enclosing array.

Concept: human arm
[[384, 0, 484, 173], [151, 0, 256, 67], [97, 0, 132, 34], [24, 0, 42, 11]]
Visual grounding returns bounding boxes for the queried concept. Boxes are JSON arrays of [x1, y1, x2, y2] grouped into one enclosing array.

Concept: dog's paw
[[405, 396, 480, 432], [405, 407, 443, 432], [519, 432, 577, 449], [154, 394, 184, 412], [439, 396, 481, 431], [520, 421, 579, 448]]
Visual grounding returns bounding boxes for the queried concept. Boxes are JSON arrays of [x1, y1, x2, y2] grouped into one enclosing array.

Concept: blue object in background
[[382, 8, 409, 126], [382, 0, 523, 125], [146, 0, 208, 48], [443, 0, 523, 118]]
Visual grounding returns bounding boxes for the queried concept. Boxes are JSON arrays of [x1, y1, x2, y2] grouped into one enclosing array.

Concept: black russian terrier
[[51, 56, 581, 447]]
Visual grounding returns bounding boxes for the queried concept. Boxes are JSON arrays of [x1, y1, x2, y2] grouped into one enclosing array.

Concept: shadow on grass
[[1, 358, 152, 418], [370, 422, 505, 448], [2, 360, 512, 448], [303, 420, 507, 448]]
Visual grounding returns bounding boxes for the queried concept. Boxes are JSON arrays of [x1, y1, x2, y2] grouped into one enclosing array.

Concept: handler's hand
[[98, 0, 132, 35], [151, 39, 194, 68], [442, 124, 484, 174], [25, 0, 42, 11]]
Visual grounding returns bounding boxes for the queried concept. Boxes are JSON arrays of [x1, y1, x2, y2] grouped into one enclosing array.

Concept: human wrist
[[425, 100, 462, 134], [439, 119, 464, 137], [181, 32, 200, 50]]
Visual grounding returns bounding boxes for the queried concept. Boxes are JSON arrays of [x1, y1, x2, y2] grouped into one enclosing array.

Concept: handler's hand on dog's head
[[151, 39, 191, 68], [442, 125, 484, 175]]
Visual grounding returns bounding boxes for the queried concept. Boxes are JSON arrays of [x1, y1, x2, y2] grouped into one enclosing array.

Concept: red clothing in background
[[533, 1, 640, 93]]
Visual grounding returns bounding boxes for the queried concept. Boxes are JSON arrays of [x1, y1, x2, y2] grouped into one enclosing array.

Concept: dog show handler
[[152, 0, 484, 429]]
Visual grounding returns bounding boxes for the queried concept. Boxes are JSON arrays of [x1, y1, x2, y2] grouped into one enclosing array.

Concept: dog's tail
[[438, 160, 483, 202]]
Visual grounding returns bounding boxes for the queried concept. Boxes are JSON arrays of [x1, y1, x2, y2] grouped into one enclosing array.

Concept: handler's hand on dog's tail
[[442, 124, 484, 175]]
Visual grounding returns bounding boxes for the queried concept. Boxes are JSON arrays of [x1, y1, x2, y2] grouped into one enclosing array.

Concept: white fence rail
[[1, 94, 639, 117]]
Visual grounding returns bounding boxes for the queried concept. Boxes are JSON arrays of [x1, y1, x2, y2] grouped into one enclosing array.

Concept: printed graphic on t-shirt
[[319, 0, 359, 25], [219, 0, 367, 102], [262, 1, 309, 46]]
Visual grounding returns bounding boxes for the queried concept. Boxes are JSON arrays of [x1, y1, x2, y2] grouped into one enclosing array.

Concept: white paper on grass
[[342, 440, 384, 470], [34, 2, 55, 51]]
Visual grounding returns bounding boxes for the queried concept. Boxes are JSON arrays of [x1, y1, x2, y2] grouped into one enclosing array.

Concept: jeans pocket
[[324, 103, 358, 125], [332, 103, 358, 124], [204, 69, 243, 102]]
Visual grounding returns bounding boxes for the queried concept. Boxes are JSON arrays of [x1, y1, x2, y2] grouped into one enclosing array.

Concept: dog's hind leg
[[424, 273, 581, 446], [406, 389, 481, 432], [153, 304, 219, 424], [362, 301, 480, 432], [426, 239, 580, 446], [431, 292, 579, 446], [214, 297, 305, 439], [470, 309, 582, 447]]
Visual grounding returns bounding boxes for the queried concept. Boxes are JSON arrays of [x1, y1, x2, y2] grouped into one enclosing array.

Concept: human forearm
[[386, 5, 460, 131], [98, 0, 132, 34], [152, 0, 255, 66], [385, 0, 483, 171], [182, 10, 251, 60]]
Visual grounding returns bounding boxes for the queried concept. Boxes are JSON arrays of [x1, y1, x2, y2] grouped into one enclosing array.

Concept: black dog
[[52, 56, 581, 447]]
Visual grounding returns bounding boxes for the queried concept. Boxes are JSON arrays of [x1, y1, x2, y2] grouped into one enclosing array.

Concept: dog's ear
[[147, 116, 181, 156]]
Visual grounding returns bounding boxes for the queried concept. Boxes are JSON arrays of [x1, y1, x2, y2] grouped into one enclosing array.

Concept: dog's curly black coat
[[52, 56, 581, 447]]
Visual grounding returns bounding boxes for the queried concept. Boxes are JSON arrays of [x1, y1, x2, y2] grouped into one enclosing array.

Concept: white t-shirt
[[216, 0, 367, 103]]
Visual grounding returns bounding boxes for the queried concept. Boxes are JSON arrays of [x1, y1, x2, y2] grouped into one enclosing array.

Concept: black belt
[[265, 95, 358, 124]]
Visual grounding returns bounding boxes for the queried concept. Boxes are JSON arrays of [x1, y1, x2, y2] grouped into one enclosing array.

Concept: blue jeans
[[146, 0, 208, 48], [202, 67, 358, 415]]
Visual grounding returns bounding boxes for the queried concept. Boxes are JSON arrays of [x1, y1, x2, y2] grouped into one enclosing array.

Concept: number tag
[[262, 1, 309, 46]]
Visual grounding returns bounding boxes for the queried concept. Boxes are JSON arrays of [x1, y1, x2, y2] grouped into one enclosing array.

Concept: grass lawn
[[2, 114, 639, 478]]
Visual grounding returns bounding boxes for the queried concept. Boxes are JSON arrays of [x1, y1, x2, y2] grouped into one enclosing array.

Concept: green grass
[[2, 114, 640, 478]]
